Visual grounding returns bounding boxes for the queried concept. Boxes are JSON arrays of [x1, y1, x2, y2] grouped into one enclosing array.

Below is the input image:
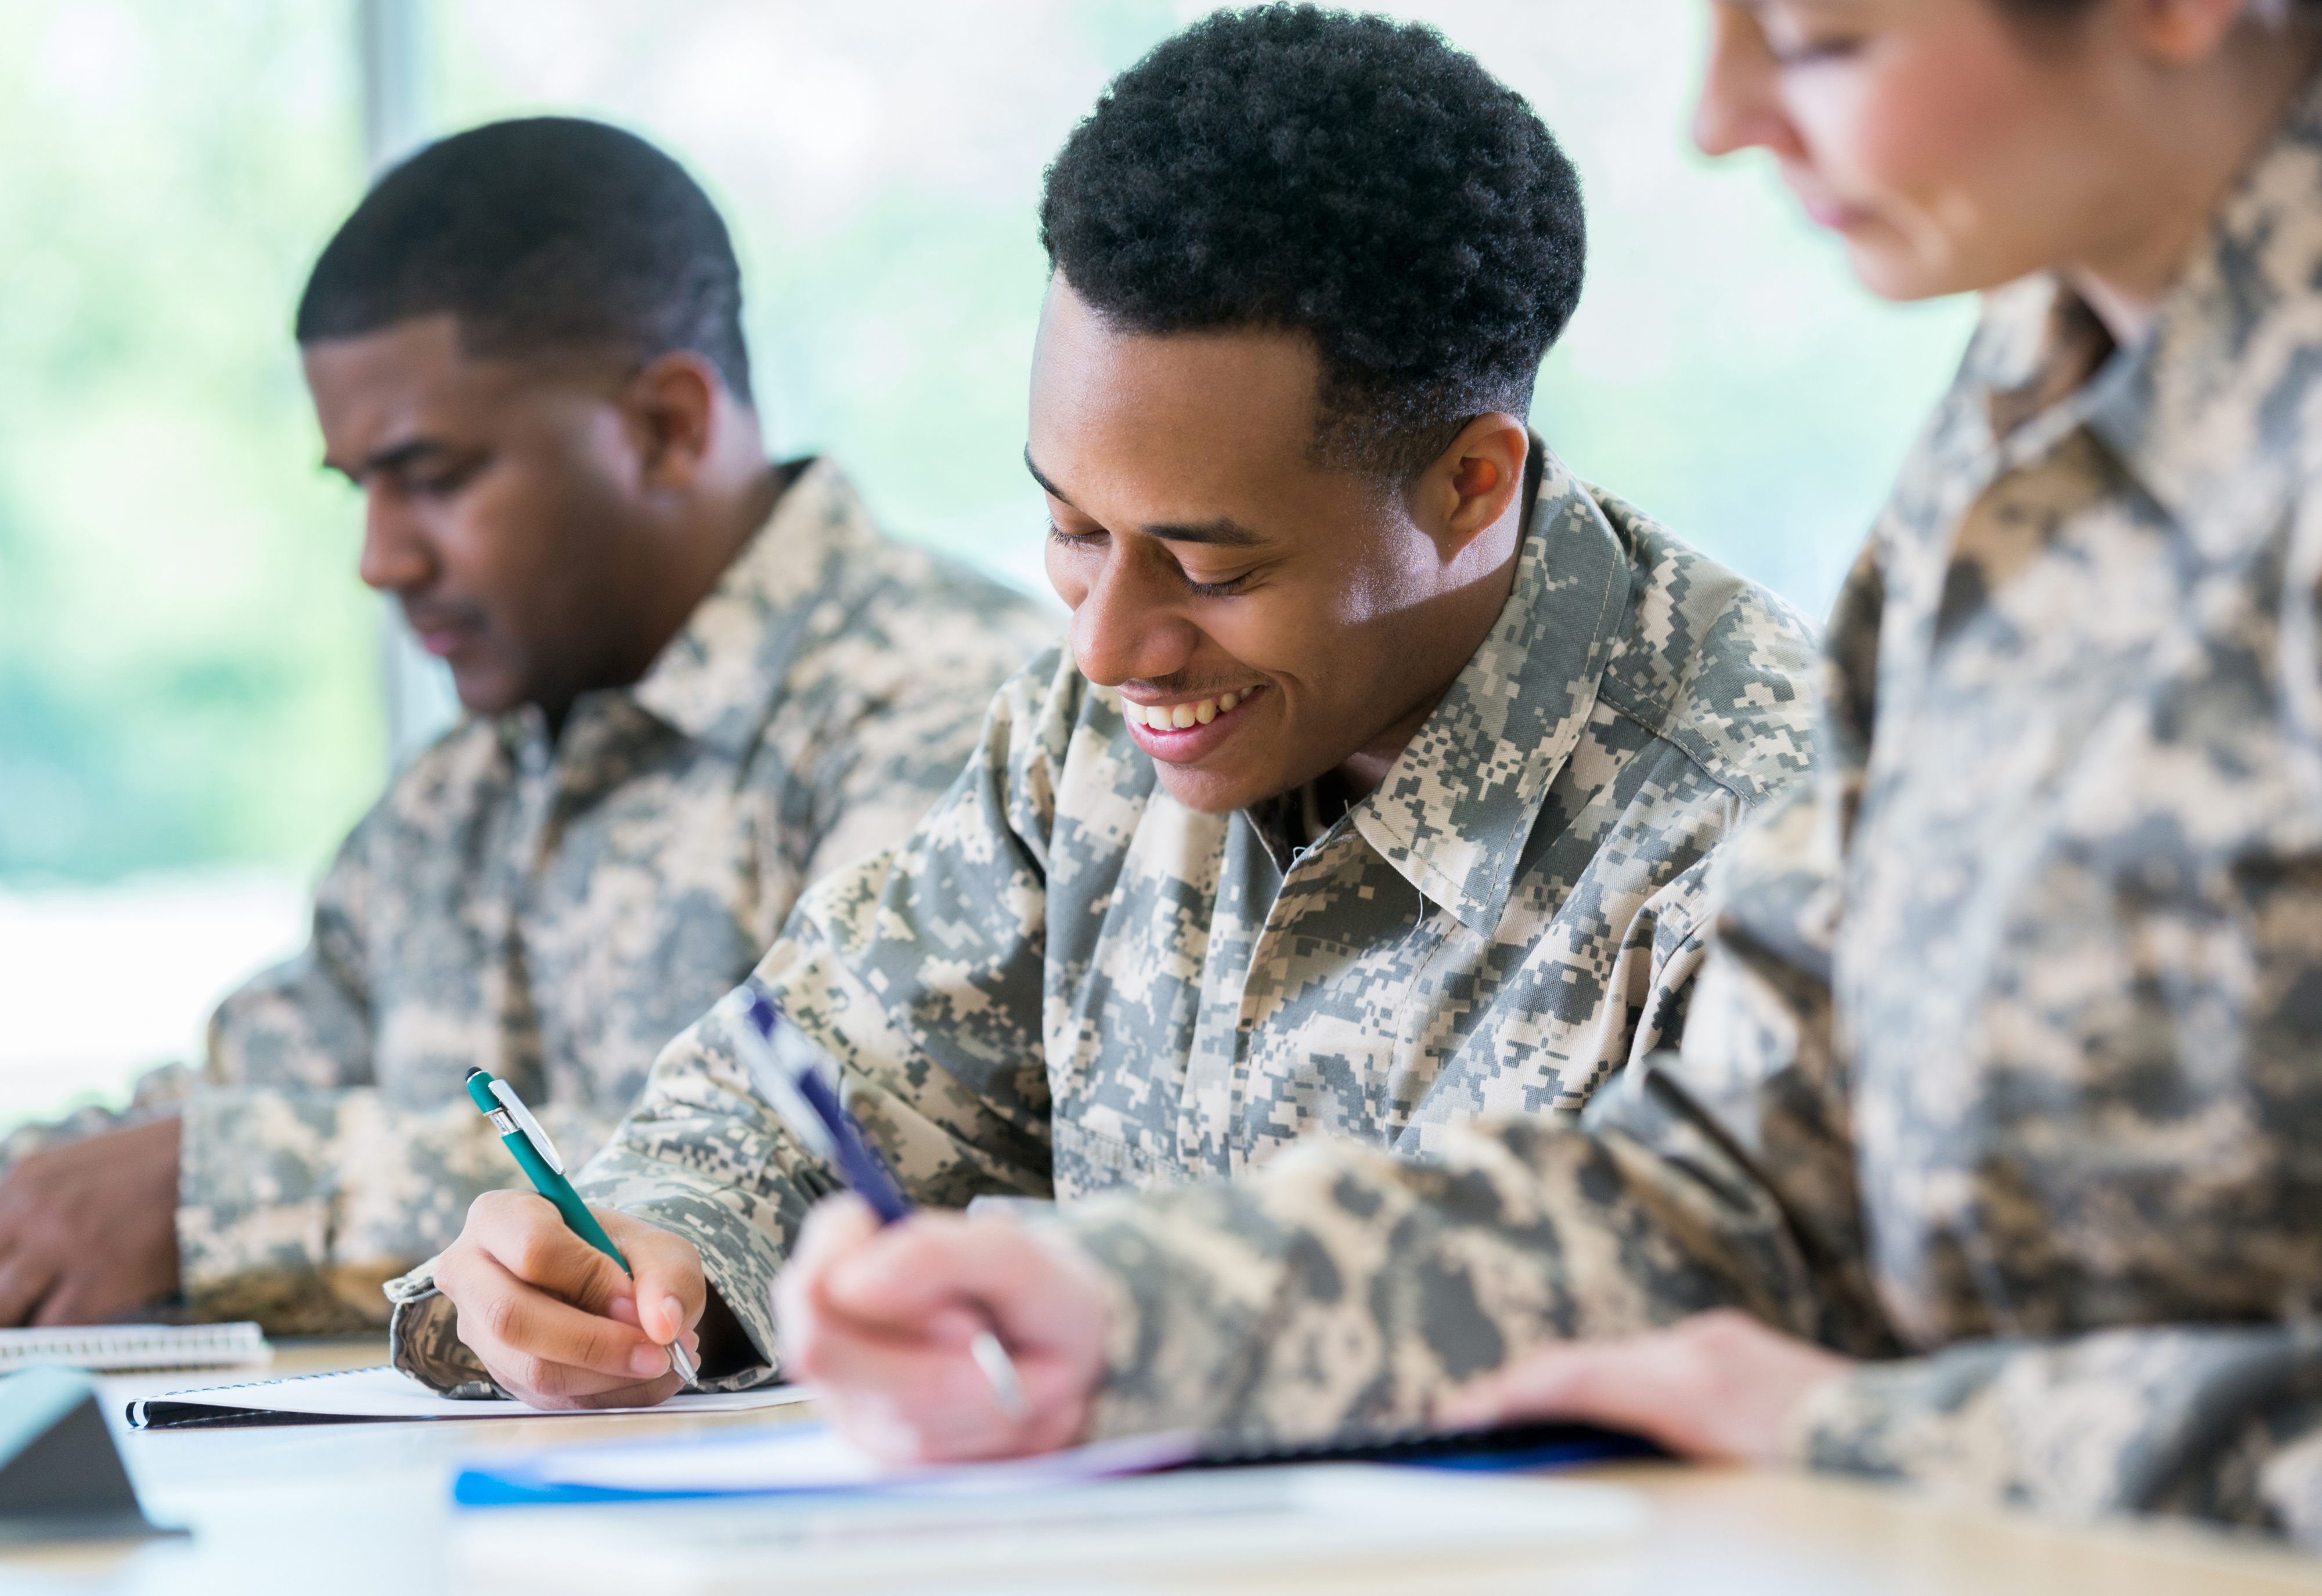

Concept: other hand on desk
[[0, 1115, 181, 1326], [1437, 1309, 1855, 1463], [434, 1189, 704, 1409], [774, 1194, 1110, 1464]]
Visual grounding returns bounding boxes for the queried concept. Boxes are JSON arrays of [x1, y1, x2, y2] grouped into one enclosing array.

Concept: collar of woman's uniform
[[1980, 67, 2322, 568]]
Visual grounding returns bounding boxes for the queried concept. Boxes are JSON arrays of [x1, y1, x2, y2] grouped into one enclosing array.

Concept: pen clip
[[488, 1078, 564, 1174]]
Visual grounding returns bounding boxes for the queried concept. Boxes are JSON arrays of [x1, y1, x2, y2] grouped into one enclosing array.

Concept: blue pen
[[726, 983, 1028, 1420]]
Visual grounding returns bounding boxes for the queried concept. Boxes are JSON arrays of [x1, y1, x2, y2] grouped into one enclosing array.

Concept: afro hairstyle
[[1040, 5, 1585, 478]]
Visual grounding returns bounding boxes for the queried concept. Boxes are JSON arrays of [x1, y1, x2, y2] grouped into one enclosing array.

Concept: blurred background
[[0, 0, 1977, 1131]]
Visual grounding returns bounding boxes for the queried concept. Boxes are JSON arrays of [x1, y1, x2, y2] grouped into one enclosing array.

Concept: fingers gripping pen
[[463, 1066, 700, 1388], [724, 983, 1029, 1421]]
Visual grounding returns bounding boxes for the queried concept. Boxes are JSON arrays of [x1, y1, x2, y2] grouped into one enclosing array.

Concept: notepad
[[125, 1364, 812, 1429], [454, 1465, 1650, 1593], [0, 1321, 271, 1375]]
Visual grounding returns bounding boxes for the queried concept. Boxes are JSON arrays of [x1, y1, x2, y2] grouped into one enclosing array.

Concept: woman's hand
[[1437, 1309, 1854, 1463], [774, 1195, 1112, 1464]]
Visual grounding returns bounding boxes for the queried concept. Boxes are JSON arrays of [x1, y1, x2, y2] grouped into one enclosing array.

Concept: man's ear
[[623, 352, 724, 490], [1419, 414, 1530, 559]]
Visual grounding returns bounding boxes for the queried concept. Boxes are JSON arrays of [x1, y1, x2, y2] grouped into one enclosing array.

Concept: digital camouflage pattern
[[171, 460, 1055, 1330], [386, 442, 1819, 1390], [1033, 79, 2322, 1551]]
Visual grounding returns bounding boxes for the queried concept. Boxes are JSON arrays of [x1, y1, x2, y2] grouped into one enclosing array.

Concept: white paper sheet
[[455, 1465, 1651, 1594], [495, 1421, 1201, 1496], [125, 1364, 809, 1427]]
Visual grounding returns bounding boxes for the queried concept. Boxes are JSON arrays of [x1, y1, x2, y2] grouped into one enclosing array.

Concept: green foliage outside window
[[0, 3, 382, 886], [0, 0, 1979, 896]]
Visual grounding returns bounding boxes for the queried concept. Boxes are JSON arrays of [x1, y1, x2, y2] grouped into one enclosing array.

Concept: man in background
[[0, 116, 1055, 1331]]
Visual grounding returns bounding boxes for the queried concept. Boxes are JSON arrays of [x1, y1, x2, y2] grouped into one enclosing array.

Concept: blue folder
[[453, 1419, 1661, 1508]]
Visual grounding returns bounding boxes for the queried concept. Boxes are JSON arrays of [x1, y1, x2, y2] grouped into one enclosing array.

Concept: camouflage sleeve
[[203, 804, 380, 1091], [391, 660, 1075, 1389], [384, 1001, 827, 1393], [1050, 785, 1896, 1446], [166, 806, 421, 1330], [787, 593, 1057, 891], [1786, 1326, 2322, 1543], [176, 1089, 616, 1334]]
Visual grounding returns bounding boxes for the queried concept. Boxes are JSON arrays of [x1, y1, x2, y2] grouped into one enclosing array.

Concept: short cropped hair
[[1040, 5, 1585, 478], [297, 116, 752, 405]]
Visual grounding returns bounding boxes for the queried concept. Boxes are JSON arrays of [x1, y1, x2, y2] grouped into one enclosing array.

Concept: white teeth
[[1124, 689, 1254, 731]]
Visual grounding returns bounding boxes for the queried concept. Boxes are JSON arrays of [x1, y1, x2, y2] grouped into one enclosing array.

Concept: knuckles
[[473, 1288, 527, 1352], [1677, 1308, 1767, 1358], [495, 1351, 568, 1402], [504, 1227, 564, 1286]]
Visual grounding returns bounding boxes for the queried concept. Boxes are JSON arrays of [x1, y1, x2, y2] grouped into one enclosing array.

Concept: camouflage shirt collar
[[1349, 442, 1630, 936], [623, 456, 873, 757], [1978, 70, 2322, 556]]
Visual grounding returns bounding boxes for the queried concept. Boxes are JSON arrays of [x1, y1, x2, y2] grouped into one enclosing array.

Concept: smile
[[1121, 687, 1257, 731], [1119, 685, 1267, 765]]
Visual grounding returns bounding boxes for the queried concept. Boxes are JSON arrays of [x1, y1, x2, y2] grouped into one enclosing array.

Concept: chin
[[448, 669, 523, 720], [1150, 761, 1272, 817], [1843, 235, 1978, 304]]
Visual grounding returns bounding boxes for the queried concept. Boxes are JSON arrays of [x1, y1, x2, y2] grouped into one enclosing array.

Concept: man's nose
[[356, 493, 434, 594], [1068, 544, 1199, 688]]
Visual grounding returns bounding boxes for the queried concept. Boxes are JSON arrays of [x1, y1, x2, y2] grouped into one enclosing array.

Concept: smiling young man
[[0, 117, 1054, 1333], [393, 8, 1819, 1406]]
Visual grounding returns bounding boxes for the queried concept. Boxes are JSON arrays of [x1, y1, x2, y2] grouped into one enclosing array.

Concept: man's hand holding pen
[[432, 1191, 708, 1409]]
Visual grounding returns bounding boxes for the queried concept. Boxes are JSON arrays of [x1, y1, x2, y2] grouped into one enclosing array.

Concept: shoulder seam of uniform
[[1592, 687, 1765, 808]]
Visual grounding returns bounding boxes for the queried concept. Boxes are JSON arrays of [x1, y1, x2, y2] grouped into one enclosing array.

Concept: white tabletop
[[0, 1339, 2313, 1596]]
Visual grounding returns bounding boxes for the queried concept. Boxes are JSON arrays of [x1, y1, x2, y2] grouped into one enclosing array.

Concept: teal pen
[[463, 1066, 700, 1388]]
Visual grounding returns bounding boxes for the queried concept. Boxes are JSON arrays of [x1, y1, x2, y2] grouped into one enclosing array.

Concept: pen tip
[[463, 1066, 484, 1082]]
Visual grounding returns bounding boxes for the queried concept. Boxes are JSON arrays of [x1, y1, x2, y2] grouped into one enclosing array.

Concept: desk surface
[[0, 1337, 2313, 1595]]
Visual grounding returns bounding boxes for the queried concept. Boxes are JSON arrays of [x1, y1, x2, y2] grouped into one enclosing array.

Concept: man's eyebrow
[[1138, 518, 1267, 548], [323, 436, 453, 482], [1023, 447, 1268, 548], [1024, 447, 1075, 508]]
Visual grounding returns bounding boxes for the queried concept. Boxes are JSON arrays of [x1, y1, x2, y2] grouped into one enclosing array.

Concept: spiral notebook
[[0, 1321, 271, 1375], [127, 1364, 811, 1429]]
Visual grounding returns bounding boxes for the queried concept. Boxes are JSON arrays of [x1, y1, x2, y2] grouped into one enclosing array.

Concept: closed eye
[[1181, 570, 1249, 598], [1048, 521, 1252, 597], [1771, 34, 1862, 64], [402, 455, 489, 499]]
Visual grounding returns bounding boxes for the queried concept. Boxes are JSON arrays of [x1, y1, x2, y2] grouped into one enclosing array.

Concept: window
[[0, 1, 1974, 1129]]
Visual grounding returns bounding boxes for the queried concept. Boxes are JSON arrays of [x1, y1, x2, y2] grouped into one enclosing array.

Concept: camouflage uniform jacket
[[385, 444, 1818, 1391], [1039, 81, 2322, 1551], [179, 459, 1055, 1330]]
